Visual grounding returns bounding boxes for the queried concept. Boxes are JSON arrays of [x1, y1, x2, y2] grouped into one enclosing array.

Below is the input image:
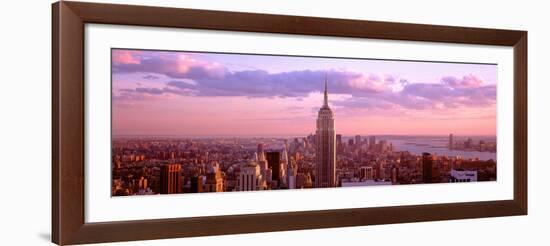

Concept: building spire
[[323, 73, 328, 107]]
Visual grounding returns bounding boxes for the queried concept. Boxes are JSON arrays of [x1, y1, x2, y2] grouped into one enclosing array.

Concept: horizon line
[[112, 134, 497, 138]]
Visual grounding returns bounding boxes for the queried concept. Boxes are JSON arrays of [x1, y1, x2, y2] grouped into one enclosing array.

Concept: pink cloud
[[112, 50, 141, 65], [442, 74, 483, 88], [344, 73, 389, 93], [110, 49, 497, 136], [113, 50, 227, 80]]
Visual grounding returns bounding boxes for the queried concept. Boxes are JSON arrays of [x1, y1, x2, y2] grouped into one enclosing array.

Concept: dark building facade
[[190, 175, 203, 193], [422, 152, 433, 184], [266, 151, 281, 183], [391, 166, 399, 184], [160, 164, 182, 194]]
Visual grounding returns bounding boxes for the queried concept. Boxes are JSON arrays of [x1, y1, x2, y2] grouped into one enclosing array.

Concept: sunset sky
[[111, 49, 497, 137]]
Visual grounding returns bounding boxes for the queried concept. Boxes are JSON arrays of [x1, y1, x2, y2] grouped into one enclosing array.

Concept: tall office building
[[422, 152, 433, 184], [375, 162, 386, 180], [379, 140, 388, 152], [257, 143, 265, 155], [266, 151, 281, 184], [256, 152, 269, 184], [257, 143, 266, 162], [360, 166, 374, 180], [204, 161, 224, 192], [286, 159, 297, 189], [391, 166, 399, 184], [369, 136, 376, 149], [280, 146, 289, 187], [355, 135, 362, 148], [336, 134, 343, 154], [160, 164, 182, 194], [315, 76, 337, 188], [190, 175, 203, 193], [465, 138, 473, 148], [449, 134, 454, 150], [237, 160, 265, 191]]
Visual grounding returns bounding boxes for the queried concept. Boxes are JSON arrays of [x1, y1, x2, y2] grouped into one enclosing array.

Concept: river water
[[376, 136, 497, 161]]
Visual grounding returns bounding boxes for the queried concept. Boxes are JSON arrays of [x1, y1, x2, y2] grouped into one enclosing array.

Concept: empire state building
[[315, 76, 336, 188]]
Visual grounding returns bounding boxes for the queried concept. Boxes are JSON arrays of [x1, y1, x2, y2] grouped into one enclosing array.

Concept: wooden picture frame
[[52, 1, 527, 245]]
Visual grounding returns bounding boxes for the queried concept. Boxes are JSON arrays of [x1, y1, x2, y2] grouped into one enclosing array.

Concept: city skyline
[[112, 49, 497, 137], [111, 49, 497, 196]]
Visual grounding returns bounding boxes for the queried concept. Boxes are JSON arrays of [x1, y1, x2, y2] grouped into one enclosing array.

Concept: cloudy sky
[[111, 49, 497, 137]]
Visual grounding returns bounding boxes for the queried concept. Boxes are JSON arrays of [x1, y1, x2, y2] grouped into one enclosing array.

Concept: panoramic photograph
[[111, 48, 497, 196]]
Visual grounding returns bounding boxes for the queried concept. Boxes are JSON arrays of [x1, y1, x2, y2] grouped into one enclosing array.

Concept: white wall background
[[0, 0, 547, 245]]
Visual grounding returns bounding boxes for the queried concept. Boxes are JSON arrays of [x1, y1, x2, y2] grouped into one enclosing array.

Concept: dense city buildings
[[111, 79, 497, 196], [110, 47, 499, 197], [111, 133, 497, 196]]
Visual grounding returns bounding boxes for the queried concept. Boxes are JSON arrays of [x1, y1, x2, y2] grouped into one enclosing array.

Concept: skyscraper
[[204, 161, 224, 192], [369, 136, 376, 150], [379, 140, 388, 152], [449, 134, 454, 150], [266, 151, 281, 184], [280, 146, 289, 187], [422, 152, 433, 184], [360, 166, 374, 180], [257, 143, 266, 162], [287, 159, 297, 189], [190, 175, 203, 193], [256, 152, 269, 185], [355, 135, 362, 148], [237, 160, 265, 191], [315, 76, 336, 188], [336, 134, 343, 154], [391, 166, 399, 184], [160, 164, 182, 194]]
